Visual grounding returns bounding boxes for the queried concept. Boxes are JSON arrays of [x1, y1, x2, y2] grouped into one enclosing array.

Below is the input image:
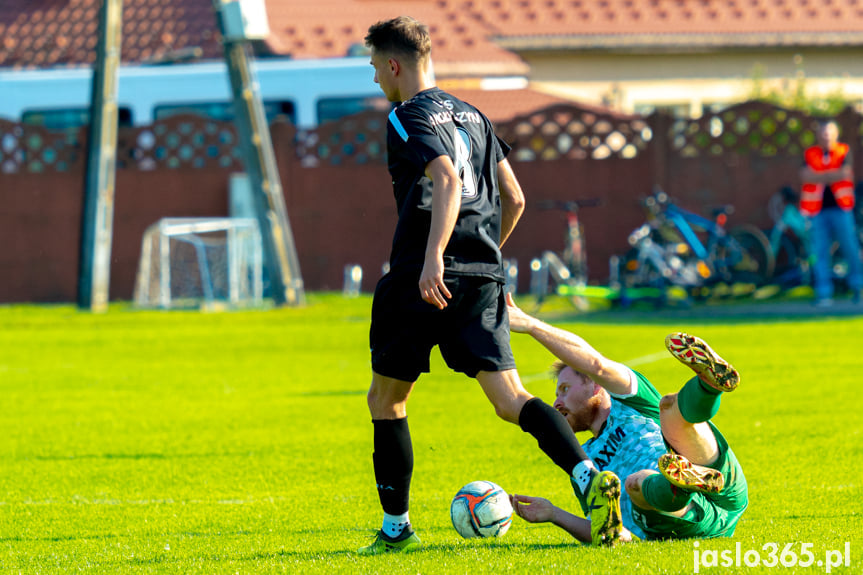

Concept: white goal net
[[134, 218, 263, 309]]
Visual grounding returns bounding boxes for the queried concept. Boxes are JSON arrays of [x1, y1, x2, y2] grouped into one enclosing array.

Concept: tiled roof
[[453, 0, 863, 38], [0, 0, 222, 69], [4, 0, 863, 71], [263, 0, 528, 76], [268, 0, 863, 61], [482, 0, 863, 50]]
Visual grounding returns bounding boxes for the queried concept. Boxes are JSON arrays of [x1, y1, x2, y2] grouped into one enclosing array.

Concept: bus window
[[316, 96, 389, 125], [21, 107, 133, 130], [155, 102, 234, 122], [154, 101, 295, 125], [266, 101, 295, 124]]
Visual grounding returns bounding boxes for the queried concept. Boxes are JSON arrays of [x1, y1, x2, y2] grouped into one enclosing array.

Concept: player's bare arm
[[497, 158, 525, 247], [510, 493, 632, 544], [505, 294, 633, 395], [420, 154, 461, 309]]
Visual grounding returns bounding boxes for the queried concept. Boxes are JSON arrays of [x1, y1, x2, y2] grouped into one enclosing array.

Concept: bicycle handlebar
[[641, 191, 735, 220]]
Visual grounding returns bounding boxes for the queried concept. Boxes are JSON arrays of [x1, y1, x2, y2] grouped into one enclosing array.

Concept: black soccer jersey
[[385, 87, 511, 281]]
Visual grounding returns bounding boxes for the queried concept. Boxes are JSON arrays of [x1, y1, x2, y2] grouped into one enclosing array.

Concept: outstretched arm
[[510, 494, 633, 544], [506, 293, 634, 396], [510, 494, 591, 543]]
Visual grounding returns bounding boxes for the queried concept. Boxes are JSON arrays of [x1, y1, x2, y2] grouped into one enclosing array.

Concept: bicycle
[[619, 217, 706, 295], [532, 198, 601, 311], [620, 187, 775, 298]]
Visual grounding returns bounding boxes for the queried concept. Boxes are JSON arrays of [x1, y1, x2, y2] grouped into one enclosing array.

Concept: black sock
[[518, 397, 589, 475], [372, 417, 413, 515]]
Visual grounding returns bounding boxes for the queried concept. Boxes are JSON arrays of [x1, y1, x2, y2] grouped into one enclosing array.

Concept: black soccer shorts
[[369, 272, 517, 382]]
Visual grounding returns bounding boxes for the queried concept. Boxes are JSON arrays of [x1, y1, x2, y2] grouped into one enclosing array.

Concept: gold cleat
[[658, 453, 725, 494], [665, 332, 739, 392]]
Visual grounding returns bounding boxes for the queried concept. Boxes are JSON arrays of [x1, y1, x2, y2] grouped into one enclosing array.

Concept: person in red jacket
[[798, 120, 862, 306]]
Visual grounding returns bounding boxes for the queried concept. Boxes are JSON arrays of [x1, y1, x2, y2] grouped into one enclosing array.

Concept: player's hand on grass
[[505, 292, 534, 333], [619, 528, 634, 543], [420, 253, 452, 309], [510, 493, 555, 524]]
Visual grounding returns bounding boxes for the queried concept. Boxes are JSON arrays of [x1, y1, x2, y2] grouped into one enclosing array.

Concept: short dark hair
[[365, 16, 431, 63]]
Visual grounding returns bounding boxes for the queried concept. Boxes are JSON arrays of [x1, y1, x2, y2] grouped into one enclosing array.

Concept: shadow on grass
[[26, 451, 261, 462], [754, 513, 858, 521], [300, 390, 366, 396], [0, 533, 121, 543], [118, 540, 589, 566]]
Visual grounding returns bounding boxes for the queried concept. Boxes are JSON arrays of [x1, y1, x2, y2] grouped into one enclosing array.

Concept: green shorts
[[633, 422, 749, 540]]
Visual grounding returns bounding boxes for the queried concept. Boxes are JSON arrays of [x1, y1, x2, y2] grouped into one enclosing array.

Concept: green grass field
[[1, 295, 861, 573]]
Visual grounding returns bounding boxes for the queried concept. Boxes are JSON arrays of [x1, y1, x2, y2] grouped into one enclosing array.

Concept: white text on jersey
[[428, 110, 482, 127]]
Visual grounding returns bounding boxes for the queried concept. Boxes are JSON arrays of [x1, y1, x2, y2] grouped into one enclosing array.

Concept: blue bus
[[0, 56, 387, 130]]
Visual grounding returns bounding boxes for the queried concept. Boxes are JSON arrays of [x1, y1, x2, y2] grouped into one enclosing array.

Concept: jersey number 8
[[454, 127, 478, 199]]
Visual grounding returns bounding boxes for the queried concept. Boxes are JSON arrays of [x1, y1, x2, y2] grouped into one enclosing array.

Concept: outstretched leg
[[627, 334, 749, 538], [478, 369, 594, 481], [477, 368, 613, 542], [661, 332, 739, 466], [649, 332, 740, 501]]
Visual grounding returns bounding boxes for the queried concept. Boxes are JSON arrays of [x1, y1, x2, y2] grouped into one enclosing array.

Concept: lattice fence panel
[[495, 103, 653, 161], [116, 114, 243, 170], [295, 110, 388, 167], [671, 101, 818, 158], [0, 119, 83, 174]]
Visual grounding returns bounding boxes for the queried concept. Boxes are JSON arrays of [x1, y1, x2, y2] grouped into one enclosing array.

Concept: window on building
[[22, 107, 133, 130], [316, 96, 390, 125], [154, 101, 296, 125]]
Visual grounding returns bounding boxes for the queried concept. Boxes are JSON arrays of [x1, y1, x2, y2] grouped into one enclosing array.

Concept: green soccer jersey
[[583, 368, 749, 541]]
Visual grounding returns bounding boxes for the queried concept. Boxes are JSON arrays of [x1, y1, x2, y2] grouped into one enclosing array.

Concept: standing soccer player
[[359, 16, 610, 554]]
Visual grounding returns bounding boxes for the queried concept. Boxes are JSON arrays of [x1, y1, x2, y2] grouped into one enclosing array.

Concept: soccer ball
[[450, 480, 513, 539]]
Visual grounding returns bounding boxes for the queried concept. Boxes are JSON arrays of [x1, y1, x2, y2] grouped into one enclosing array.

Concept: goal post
[[134, 217, 263, 309]]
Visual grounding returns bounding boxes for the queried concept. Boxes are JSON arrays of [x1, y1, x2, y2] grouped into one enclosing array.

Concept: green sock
[[642, 473, 694, 512], [677, 376, 721, 424]]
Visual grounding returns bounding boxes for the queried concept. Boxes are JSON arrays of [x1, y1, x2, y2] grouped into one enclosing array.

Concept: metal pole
[[212, 0, 305, 306], [77, 0, 123, 311]]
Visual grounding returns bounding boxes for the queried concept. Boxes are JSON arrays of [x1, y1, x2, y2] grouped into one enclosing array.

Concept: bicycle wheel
[[728, 225, 775, 284]]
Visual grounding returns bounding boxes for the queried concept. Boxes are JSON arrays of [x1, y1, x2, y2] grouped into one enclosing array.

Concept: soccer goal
[[133, 218, 263, 309]]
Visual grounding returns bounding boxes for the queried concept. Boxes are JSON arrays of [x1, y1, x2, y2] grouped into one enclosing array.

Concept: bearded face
[[552, 366, 603, 433]]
